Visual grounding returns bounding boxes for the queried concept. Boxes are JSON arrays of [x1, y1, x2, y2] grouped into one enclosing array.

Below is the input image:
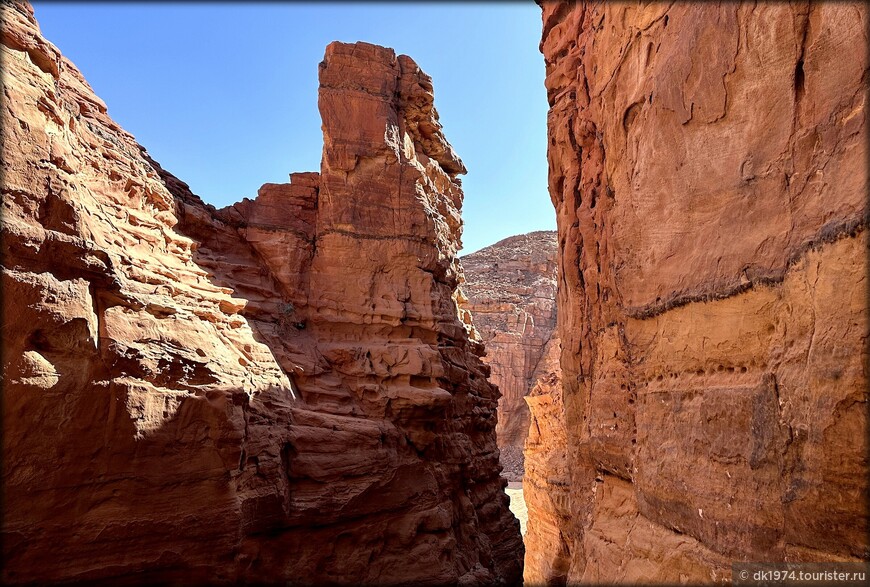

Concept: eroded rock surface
[[527, 1, 869, 584], [460, 231, 558, 481], [1, 3, 522, 584]]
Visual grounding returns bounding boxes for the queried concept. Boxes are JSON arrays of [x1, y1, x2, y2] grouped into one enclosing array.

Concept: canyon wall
[[1, 3, 522, 584], [460, 231, 559, 481], [527, 1, 869, 584]]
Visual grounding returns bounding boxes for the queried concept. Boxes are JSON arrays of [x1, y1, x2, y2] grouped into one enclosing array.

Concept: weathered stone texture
[[521, 355, 568, 585], [527, 1, 869, 584], [460, 231, 558, 481], [1, 3, 521, 584]]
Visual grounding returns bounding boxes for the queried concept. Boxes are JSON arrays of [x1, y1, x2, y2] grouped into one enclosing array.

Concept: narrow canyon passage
[[2, 1, 869, 586]]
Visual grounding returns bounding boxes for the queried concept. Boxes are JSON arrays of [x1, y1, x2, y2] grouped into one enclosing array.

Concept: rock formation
[[1, 2, 522, 584], [523, 359, 568, 581], [460, 231, 559, 481], [526, 1, 869, 584]]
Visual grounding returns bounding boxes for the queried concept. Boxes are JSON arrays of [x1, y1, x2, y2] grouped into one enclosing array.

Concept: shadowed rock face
[[460, 231, 559, 481], [526, 1, 869, 584], [1, 3, 522, 585]]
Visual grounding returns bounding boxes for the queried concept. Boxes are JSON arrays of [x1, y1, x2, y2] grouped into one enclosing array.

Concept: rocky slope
[[460, 231, 558, 481], [525, 2, 869, 584], [0, 3, 522, 584]]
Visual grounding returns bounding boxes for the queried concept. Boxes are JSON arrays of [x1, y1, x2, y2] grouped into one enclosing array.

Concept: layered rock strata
[[1, 3, 522, 584], [460, 231, 559, 481], [527, 1, 869, 584]]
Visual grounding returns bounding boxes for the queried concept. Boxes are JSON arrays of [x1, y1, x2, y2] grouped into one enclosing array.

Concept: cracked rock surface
[[526, 1, 869, 584], [1, 4, 522, 584]]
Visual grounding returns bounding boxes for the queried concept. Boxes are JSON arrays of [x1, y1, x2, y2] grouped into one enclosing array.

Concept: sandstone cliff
[[460, 231, 559, 481], [1, 3, 522, 584], [526, 2, 869, 584]]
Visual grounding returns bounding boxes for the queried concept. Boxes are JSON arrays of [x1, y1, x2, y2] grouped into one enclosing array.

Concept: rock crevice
[[460, 231, 559, 481]]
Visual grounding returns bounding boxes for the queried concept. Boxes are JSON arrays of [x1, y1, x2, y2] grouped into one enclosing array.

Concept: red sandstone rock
[[1, 3, 522, 584], [460, 231, 558, 481], [526, 1, 869, 584], [523, 363, 568, 583]]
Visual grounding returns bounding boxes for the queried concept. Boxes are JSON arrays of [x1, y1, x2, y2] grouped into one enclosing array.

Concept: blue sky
[[32, 2, 553, 254]]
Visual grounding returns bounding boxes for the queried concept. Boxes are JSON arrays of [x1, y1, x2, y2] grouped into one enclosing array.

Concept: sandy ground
[[505, 483, 527, 536]]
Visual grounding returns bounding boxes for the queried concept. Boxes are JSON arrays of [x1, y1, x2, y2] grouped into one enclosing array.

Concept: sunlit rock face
[[529, 1, 869, 584], [1, 2, 522, 584], [460, 231, 559, 481]]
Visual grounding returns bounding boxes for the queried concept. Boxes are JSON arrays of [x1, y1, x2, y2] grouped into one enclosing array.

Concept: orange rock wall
[[1, 3, 522, 584], [527, 1, 869, 584]]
